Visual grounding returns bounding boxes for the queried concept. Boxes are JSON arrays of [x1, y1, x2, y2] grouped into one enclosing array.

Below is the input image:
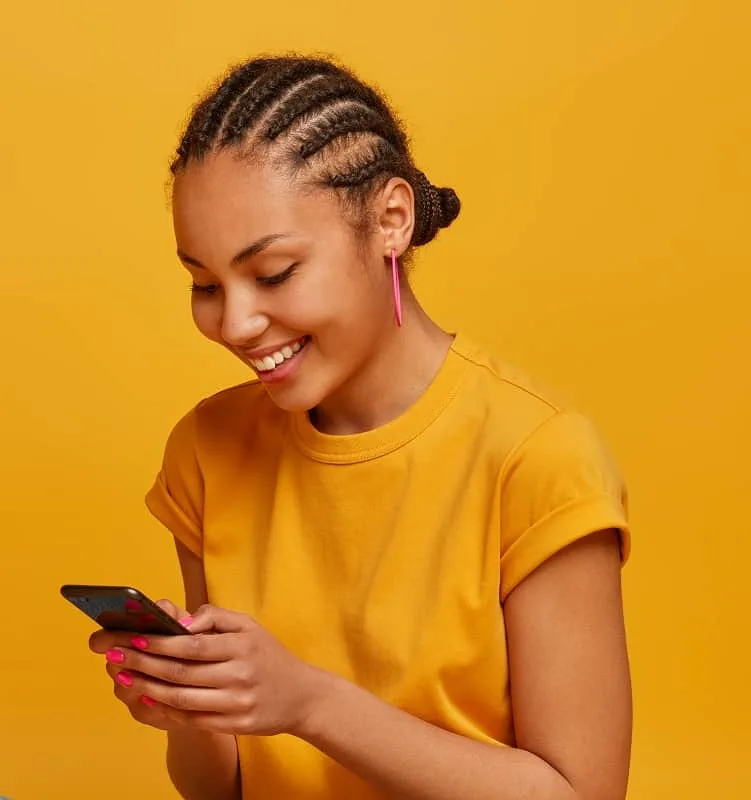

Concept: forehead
[[171, 150, 339, 260]]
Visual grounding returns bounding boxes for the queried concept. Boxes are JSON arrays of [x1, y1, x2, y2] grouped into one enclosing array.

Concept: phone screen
[[61, 585, 190, 635]]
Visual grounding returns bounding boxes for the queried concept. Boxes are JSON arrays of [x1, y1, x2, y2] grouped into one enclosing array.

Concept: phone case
[[60, 585, 191, 635]]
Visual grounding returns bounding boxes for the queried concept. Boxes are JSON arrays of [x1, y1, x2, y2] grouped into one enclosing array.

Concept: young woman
[[90, 56, 632, 800]]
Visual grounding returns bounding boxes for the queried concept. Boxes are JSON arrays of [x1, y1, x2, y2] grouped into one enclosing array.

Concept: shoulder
[[453, 333, 564, 410], [452, 337, 633, 593], [451, 333, 627, 524], [450, 332, 567, 446], [165, 379, 282, 457], [194, 378, 268, 418]]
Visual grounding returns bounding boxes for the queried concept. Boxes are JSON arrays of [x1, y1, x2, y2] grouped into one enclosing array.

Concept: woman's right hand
[[89, 598, 189, 731]]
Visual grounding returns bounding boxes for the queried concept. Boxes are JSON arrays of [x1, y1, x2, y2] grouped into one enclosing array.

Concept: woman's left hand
[[91, 604, 333, 736]]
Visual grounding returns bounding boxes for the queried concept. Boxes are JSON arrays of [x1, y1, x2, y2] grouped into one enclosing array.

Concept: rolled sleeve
[[499, 411, 630, 601], [144, 408, 204, 557]]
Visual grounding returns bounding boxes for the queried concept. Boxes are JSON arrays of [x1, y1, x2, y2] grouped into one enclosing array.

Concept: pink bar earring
[[391, 248, 403, 327]]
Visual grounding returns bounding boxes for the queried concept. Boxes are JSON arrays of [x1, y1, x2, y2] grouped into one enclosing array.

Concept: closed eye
[[190, 283, 219, 295], [257, 264, 297, 286]]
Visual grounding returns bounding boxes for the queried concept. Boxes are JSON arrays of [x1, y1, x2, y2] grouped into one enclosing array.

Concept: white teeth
[[251, 338, 306, 372]]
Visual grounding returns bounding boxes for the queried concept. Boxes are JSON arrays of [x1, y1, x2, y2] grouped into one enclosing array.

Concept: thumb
[[184, 604, 256, 634], [155, 598, 189, 622]]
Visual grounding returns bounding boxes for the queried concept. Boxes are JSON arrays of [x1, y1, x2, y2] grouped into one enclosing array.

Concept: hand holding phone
[[78, 590, 317, 739], [60, 584, 192, 635], [71, 586, 194, 734]]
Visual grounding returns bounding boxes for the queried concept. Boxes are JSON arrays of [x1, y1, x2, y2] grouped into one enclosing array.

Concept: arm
[[98, 531, 630, 798], [296, 529, 631, 800], [166, 540, 242, 800]]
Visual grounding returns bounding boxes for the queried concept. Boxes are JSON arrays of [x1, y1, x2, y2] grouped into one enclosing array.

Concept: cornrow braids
[[297, 102, 404, 160], [263, 76, 364, 141], [172, 55, 461, 247], [173, 59, 273, 170], [327, 139, 401, 188], [219, 59, 341, 146]]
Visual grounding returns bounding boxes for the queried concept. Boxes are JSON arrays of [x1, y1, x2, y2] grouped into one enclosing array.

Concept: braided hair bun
[[411, 170, 461, 247]]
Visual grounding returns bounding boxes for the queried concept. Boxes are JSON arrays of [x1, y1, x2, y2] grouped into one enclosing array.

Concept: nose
[[220, 289, 270, 347]]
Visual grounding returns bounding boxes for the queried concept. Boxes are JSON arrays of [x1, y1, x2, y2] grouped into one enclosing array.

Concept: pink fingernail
[[131, 635, 149, 650], [179, 616, 194, 627], [141, 695, 157, 707], [106, 649, 125, 664], [115, 671, 133, 688]]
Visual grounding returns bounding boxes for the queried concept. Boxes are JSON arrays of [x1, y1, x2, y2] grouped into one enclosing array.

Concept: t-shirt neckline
[[291, 332, 470, 464]]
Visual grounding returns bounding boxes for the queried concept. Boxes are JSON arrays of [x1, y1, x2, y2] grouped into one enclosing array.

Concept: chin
[[249, 343, 343, 415], [259, 381, 326, 414]]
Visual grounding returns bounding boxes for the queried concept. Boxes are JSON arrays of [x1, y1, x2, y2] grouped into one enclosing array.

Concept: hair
[[171, 55, 461, 248]]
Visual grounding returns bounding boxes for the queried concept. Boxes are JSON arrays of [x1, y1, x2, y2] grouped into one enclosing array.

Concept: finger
[[89, 629, 121, 654], [108, 663, 167, 709], [102, 631, 243, 662], [185, 604, 256, 635], [109, 664, 146, 705], [111, 677, 180, 730], [155, 598, 188, 620], [107, 661, 126, 682], [160, 707, 242, 734], [107, 661, 150, 690], [113, 677, 141, 707], [94, 631, 154, 651], [121, 672, 247, 714], [105, 648, 239, 688], [144, 702, 223, 732]]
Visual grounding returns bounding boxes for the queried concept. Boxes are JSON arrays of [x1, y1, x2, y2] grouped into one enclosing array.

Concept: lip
[[241, 335, 308, 360]]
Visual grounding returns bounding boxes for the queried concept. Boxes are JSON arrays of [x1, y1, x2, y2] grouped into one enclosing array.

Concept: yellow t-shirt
[[145, 332, 630, 799]]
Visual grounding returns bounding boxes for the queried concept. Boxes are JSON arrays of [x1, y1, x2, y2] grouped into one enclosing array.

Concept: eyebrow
[[177, 233, 292, 269]]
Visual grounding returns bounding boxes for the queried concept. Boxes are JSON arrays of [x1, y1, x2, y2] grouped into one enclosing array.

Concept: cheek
[[308, 267, 378, 325], [191, 299, 223, 342]]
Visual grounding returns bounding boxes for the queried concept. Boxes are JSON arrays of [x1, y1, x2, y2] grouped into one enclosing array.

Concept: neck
[[310, 294, 454, 435]]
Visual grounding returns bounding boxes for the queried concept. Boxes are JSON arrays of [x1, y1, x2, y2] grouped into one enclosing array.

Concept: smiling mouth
[[249, 337, 309, 372]]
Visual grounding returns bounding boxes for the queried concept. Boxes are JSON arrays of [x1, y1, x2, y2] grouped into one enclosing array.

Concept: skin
[[89, 149, 632, 800]]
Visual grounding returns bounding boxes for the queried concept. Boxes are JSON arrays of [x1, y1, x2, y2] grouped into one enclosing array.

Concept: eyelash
[[190, 265, 297, 294], [258, 264, 297, 286]]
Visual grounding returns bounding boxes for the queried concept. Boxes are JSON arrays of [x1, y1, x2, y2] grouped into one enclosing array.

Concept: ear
[[375, 177, 414, 258]]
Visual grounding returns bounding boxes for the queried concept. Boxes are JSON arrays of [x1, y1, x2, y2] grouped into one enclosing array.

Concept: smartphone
[[60, 584, 191, 635]]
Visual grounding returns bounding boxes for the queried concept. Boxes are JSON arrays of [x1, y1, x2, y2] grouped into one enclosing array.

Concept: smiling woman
[[87, 55, 632, 800], [169, 90, 459, 427]]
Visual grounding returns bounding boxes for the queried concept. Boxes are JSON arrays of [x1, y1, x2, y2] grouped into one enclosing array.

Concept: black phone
[[60, 584, 191, 635]]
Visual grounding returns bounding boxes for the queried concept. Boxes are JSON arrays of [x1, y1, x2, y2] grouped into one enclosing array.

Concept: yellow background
[[1, 1, 749, 797]]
